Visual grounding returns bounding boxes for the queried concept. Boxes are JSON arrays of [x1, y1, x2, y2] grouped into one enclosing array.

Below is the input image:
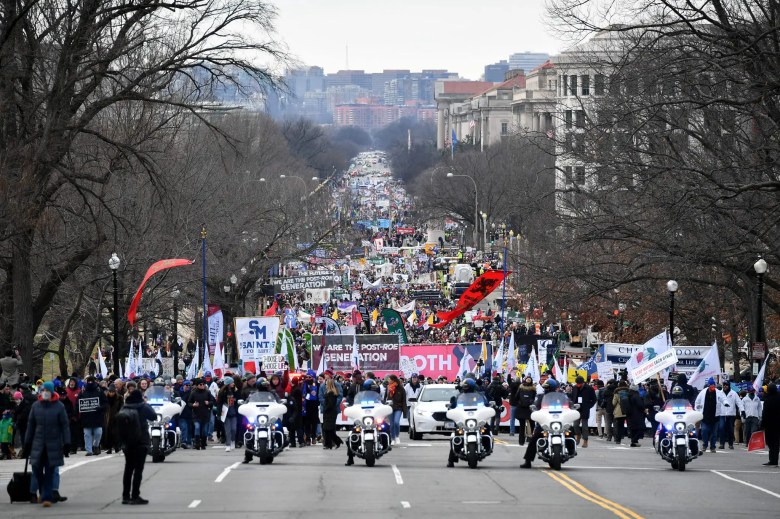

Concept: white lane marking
[[404, 443, 433, 447], [462, 500, 501, 504], [711, 470, 780, 499], [188, 500, 201, 508], [401, 501, 411, 508], [214, 462, 241, 483], [60, 454, 115, 473], [392, 464, 403, 485]]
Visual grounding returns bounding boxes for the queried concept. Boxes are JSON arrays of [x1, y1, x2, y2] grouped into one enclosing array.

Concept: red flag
[[127, 259, 194, 326], [433, 270, 511, 329], [264, 300, 278, 316]]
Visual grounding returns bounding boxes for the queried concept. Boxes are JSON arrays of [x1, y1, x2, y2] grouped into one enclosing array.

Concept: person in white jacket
[[741, 388, 763, 446], [717, 382, 743, 449], [404, 374, 423, 408]]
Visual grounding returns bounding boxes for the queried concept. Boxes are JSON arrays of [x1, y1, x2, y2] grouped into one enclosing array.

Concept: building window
[[581, 75, 590, 96], [569, 75, 578, 96], [575, 110, 585, 128], [562, 75, 568, 96], [565, 110, 573, 129], [501, 122, 508, 135], [564, 166, 573, 183], [594, 74, 605, 96], [575, 166, 586, 185], [565, 133, 573, 153]]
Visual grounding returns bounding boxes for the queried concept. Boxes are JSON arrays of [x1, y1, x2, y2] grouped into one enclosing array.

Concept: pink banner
[[399, 343, 485, 381]]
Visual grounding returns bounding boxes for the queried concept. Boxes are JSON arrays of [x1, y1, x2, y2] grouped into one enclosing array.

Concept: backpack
[[115, 406, 144, 446], [618, 390, 631, 415], [596, 388, 606, 409]]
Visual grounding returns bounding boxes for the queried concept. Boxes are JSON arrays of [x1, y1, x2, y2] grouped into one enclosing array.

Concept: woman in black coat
[[321, 379, 343, 450], [514, 377, 537, 445], [627, 385, 647, 447]]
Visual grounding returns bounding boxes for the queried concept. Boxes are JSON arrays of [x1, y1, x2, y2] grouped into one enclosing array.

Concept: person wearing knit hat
[[24, 381, 70, 507], [120, 389, 156, 504], [216, 377, 239, 452]]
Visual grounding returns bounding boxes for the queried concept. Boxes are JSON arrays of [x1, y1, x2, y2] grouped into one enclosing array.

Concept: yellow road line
[[544, 471, 644, 519], [494, 438, 508, 445]]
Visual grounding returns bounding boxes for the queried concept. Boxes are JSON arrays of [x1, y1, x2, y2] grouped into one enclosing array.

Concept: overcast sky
[[273, 0, 562, 80]]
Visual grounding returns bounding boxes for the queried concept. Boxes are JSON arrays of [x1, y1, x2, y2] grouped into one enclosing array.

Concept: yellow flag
[[481, 341, 488, 361], [427, 314, 434, 325], [332, 309, 339, 320]]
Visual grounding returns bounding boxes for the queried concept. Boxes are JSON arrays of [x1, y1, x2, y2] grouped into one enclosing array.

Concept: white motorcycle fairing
[[653, 399, 702, 471], [446, 393, 496, 468], [345, 392, 393, 467], [529, 392, 579, 470], [146, 387, 183, 463], [239, 392, 289, 464]]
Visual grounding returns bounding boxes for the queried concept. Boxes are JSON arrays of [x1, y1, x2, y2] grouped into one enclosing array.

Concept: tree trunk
[[11, 232, 35, 375], [58, 289, 85, 378], [729, 321, 741, 382]]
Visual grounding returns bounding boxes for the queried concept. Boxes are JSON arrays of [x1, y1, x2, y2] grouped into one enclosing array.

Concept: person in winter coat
[[386, 374, 406, 445], [177, 380, 193, 449], [321, 378, 344, 450], [217, 377, 240, 452], [570, 376, 597, 448], [612, 381, 630, 444], [404, 373, 423, 410], [103, 383, 124, 454], [514, 377, 537, 445], [120, 389, 156, 505], [346, 370, 364, 406], [187, 378, 215, 450], [287, 376, 304, 447], [269, 371, 289, 401], [63, 378, 81, 454], [717, 382, 742, 449], [644, 380, 668, 436], [486, 375, 508, 434], [761, 383, 780, 467], [14, 385, 36, 453], [741, 387, 763, 447], [23, 381, 70, 507], [77, 376, 107, 456], [302, 371, 320, 445], [0, 348, 23, 387], [508, 375, 523, 437], [695, 378, 722, 453], [603, 380, 617, 441], [626, 384, 647, 447]]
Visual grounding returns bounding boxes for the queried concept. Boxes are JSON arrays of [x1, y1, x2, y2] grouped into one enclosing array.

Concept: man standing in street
[[717, 381, 742, 449], [570, 376, 597, 448], [761, 383, 779, 467], [78, 376, 107, 456], [121, 389, 156, 504], [741, 387, 762, 447]]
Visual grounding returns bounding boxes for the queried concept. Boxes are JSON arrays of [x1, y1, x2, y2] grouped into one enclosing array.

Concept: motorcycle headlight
[[465, 419, 477, 429], [257, 415, 269, 426], [362, 416, 374, 427], [551, 422, 562, 432], [674, 422, 686, 433], [156, 413, 163, 423]]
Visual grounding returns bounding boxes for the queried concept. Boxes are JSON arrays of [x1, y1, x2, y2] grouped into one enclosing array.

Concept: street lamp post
[[500, 224, 509, 345], [480, 212, 488, 252], [109, 253, 121, 375], [446, 172, 478, 249], [171, 288, 180, 378], [754, 258, 768, 358], [667, 280, 678, 345]]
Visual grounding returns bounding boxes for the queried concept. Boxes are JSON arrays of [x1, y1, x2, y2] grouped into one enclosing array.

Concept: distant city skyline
[[273, 0, 562, 81]]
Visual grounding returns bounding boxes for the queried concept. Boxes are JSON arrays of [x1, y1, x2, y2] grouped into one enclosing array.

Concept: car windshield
[[663, 399, 693, 412], [540, 392, 572, 410], [248, 392, 280, 403], [354, 391, 382, 406], [145, 386, 171, 403], [420, 387, 459, 402], [456, 393, 486, 407]]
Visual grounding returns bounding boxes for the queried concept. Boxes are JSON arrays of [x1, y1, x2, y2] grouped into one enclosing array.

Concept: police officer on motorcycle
[[520, 378, 559, 469], [447, 378, 490, 467], [345, 379, 383, 466]]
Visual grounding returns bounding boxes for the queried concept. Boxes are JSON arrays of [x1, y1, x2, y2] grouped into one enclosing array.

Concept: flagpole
[[201, 226, 208, 371], [500, 230, 508, 345]]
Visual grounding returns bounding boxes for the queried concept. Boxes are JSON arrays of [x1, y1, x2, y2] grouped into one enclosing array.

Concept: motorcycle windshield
[[540, 392, 572, 411], [354, 391, 382, 407], [663, 399, 692, 413], [248, 392, 280, 403], [146, 386, 172, 403], [456, 393, 486, 408]]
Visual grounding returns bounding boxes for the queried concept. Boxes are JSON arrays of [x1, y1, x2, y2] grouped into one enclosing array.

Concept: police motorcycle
[[446, 391, 499, 469], [529, 392, 580, 470], [238, 391, 289, 464], [344, 390, 393, 467], [146, 385, 184, 463], [653, 388, 702, 472]]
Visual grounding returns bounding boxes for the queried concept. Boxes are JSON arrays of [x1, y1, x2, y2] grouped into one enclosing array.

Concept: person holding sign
[[77, 376, 107, 456]]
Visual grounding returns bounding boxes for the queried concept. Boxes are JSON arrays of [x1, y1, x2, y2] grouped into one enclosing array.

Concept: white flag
[[552, 355, 564, 383], [505, 332, 516, 374], [626, 331, 669, 382], [458, 348, 475, 378], [492, 340, 505, 374], [524, 348, 540, 383], [393, 301, 416, 313], [212, 339, 225, 379], [127, 339, 136, 377], [187, 342, 199, 380], [753, 354, 770, 393], [97, 347, 108, 379], [202, 347, 213, 376], [317, 348, 328, 374], [688, 343, 722, 389], [351, 334, 360, 370]]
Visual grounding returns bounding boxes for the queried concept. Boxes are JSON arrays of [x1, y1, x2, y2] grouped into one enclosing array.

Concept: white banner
[[208, 309, 224, 356], [630, 348, 679, 383], [596, 361, 615, 381], [260, 354, 287, 373], [305, 288, 331, 304], [393, 301, 416, 313], [235, 317, 280, 364]]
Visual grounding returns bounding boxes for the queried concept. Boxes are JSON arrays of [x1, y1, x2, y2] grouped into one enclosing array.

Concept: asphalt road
[[2, 434, 778, 518]]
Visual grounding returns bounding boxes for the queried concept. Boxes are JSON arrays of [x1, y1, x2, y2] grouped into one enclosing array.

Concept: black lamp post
[[667, 280, 678, 345], [172, 288, 180, 378], [109, 252, 121, 374], [754, 258, 768, 352]]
